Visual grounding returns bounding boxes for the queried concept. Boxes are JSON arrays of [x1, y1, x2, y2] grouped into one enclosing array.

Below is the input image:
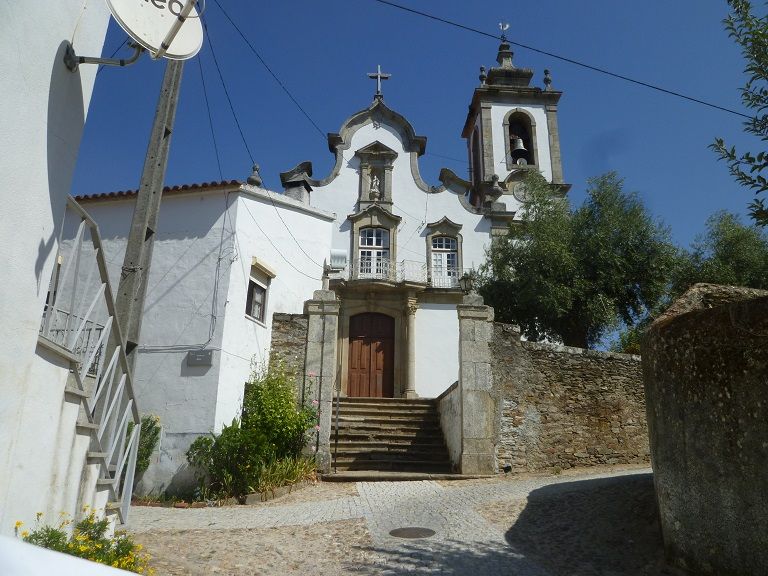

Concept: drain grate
[[388, 527, 436, 539]]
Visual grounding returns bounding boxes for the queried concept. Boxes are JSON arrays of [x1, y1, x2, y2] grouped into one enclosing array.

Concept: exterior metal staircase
[[332, 397, 452, 473], [39, 197, 140, 525]]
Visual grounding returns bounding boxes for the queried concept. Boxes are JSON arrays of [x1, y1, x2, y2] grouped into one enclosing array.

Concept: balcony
[[337, 257, 462, 289]]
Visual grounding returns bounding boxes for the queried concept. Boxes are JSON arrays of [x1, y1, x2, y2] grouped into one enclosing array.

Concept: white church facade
[[76, 39, 568, 491]]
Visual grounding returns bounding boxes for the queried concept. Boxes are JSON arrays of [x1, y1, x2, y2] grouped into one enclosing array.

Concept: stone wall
[[436, 381, 462, 472], [492, 323, 648, 472], [270, 313, 308, 400], [642, 284, 768, 576]]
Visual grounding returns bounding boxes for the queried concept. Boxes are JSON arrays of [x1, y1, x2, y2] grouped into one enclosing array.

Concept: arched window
[[470, 127, 482, 188], [430, 236, 459, 288], [358, 227, 390, 278]]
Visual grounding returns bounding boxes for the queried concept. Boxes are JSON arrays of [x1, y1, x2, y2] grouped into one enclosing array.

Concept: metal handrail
[[39, 197, 141, 524]]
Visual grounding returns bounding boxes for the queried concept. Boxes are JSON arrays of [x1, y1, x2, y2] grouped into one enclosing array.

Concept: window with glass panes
[[359, 228, 390, 277], [431, 236, 458, 286], [245, 279, 267, 322]]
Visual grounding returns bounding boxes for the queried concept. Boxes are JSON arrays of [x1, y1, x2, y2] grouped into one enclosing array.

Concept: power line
[[203, 19, 256, 164], [202, 20, 326, 270], [241, 201, 322, 281], [426, 152, 468, 164], [211, 0, 327, 139], [196, 53, 223, 180], [371, 0, 752, 120], [97, 37, 128, 76]]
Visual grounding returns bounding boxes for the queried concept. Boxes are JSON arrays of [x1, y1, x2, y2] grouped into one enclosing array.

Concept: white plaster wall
[[0, 0, 110, 535], [414, 303, 460, 398], [310, 120, 492, 273], [79, 191, 237, 494], [217, 188, 333, 430], [490, 103, 553, 185]]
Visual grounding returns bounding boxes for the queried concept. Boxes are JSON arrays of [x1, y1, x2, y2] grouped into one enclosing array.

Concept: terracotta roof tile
[[74, 180, 242, 201]]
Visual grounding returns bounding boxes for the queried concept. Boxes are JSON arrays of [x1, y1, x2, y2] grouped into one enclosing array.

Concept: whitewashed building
[[78, 40, 569, 489], [0, 1, 144, 536]]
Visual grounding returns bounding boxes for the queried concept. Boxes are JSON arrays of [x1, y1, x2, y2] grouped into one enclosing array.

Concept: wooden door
[[348, 313, 395, 397]]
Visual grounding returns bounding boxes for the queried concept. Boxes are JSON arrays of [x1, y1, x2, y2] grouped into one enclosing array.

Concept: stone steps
[[330, 397, 452, 474]]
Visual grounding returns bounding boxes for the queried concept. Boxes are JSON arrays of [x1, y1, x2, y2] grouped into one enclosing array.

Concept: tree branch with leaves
[[712, 0, 768, 226]]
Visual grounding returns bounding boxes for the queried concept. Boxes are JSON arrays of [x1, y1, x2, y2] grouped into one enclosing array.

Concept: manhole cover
[[388, 527, 436, 539]]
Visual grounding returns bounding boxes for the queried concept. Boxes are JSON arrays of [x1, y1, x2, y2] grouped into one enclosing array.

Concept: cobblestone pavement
[[129, 466, 661, 575]]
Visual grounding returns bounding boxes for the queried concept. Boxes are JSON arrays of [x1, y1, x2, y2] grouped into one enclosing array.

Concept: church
[[74, 38, 569, 492]]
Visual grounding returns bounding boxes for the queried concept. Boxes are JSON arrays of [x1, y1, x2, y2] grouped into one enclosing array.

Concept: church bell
[[511, 137, 527, 152]]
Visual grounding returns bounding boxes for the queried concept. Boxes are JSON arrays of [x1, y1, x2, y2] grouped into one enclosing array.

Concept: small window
[[246, 279, 267, 323]]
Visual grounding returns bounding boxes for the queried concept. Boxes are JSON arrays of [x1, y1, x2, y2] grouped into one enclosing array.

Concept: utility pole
[[114, 58, 185, 372]]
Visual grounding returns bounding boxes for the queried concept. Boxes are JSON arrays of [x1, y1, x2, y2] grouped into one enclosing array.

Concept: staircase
[[331, 397, 452, 473]]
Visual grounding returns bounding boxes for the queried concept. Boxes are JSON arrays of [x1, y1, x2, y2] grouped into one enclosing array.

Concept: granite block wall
[[642, 284, 768, 576], [492, 323, 648, 472]]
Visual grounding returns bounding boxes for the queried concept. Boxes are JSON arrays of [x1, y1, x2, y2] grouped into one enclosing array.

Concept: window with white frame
[[431, 236, 459, 287], [245, 278, 268, 322], [245, 258, 275, 324], [358, 227, 390, 278]]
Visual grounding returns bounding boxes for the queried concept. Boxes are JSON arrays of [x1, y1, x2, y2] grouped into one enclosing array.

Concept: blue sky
[[72, 0, 757, 248]]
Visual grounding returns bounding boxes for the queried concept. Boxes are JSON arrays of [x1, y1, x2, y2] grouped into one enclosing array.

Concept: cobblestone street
[[128, 466, 666, 575]]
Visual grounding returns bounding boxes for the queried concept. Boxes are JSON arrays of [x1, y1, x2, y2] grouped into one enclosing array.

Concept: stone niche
[[642, 284, 768, 576]]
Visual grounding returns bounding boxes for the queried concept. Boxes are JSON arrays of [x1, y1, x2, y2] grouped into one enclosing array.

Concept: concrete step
[[338, 397, 436, 406], [333, 449, 449, 462], [331, 459, 452, 473], [335, 419, 440, 430], [334, 408, 437, 420], [337, 415, 439, 426], [332, 438, 446, 449], [335, 400, 436, 410], [323, 471, 488, 482]]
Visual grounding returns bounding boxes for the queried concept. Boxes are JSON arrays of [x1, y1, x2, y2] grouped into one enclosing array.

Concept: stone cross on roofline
[[368, 64, 391, 100]]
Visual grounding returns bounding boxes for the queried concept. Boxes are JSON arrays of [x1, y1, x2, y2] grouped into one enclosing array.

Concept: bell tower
[[461, 35, 568, 206]]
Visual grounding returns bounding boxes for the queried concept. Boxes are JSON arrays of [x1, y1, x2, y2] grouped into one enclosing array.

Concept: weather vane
[[499, 21, 510, 41]]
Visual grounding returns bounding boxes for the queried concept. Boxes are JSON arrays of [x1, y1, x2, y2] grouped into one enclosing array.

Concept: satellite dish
[[106, 0, 203, 60]]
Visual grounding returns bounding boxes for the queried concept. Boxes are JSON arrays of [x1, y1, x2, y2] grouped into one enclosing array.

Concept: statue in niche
[[370, 173, 381, 201]]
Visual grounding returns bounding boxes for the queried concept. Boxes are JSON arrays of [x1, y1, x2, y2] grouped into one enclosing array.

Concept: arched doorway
[[347, 312, 395, 397]]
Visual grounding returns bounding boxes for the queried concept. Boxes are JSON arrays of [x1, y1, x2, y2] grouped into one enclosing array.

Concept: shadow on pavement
[[351, 538, 549, 576], [351, 473, 671, 576], [505, 473, 667, 575]]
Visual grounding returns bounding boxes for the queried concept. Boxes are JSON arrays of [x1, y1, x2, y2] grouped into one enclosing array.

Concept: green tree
[[479, 172, 676, 349], [671, 210, 768, 298], [711, 0, 768, 226], [611, 210, 768, 354]]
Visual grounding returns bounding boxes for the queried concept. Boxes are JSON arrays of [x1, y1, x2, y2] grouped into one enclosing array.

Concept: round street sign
[[106, 0, 204, 60]]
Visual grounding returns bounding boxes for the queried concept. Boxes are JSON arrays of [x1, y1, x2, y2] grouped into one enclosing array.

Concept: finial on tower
[[479, 66, 487, 85], [543, 69, 553, 91], [367, 64, 391, 100], [496, 23, 514, 69], [247, 164, 263, 187]]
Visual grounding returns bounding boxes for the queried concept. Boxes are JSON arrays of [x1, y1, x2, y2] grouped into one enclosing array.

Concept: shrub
[[254, 456, 318, 495], [186, 419, 274, 500], [242, 360, 317, 458], [17, 510, 152, 574], [127, 415, 161, 476], [186, 360, 317, 501]]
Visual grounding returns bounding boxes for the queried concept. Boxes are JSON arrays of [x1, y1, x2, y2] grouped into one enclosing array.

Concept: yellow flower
[[14, 521, 23, 529], [21, 531, 29, 538]]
